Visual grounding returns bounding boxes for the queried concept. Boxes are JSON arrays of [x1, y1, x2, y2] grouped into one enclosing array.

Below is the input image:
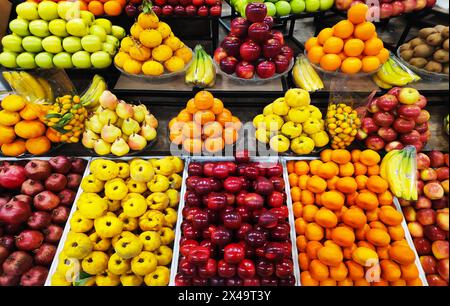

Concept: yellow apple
[[269, 135, 290, 153], [255, 128, 271, 143], [272, 97, 290, 116], [291, 136, 315, 155], [281, 121, 302, 139], [264, 114, 284, 131], [285, 88, 311, 107], [253, 114, 265, 128], [263, 103, 274, 115], [303, 118, 322, 135], [308, 105, 323, 119], [287, 107, 310, 123]]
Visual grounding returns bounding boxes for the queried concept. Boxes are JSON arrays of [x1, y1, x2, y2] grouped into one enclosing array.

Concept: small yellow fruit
[[1, 94, 26, 111], [152, 45, 173, 62], [142, 60, 164, 76], [139, 29, 162, 48]]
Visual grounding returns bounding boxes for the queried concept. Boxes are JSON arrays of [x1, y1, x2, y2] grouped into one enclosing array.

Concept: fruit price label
[[178, 290, 271, 303]]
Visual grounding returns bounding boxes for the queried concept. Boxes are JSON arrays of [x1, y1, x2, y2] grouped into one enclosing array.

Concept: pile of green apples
[[83, 90, 159, 156], [230, 0, 334, 17], [0, 1, 126, 69]]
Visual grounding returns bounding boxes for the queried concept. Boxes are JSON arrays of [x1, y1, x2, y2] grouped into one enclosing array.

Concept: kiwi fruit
[[427, 33, 444, 46], [424, 61, 443, 73], [413, 44, 435, 58], [409, 57, 428, 68], [399, 43, 412, 52], [444, 39, 449, 51], [442, 27, 449, 39], [443, 64, 449, 75], [409, 38, 426, 48], [419, 27, 438, 39], [401, 50, 414, 61], [433, 49, 449, 63]]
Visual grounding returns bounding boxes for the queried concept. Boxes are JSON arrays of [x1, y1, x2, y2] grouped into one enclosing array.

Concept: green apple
[[48, 19, 68, 37], [266, 0, 280, 3], [111, 26, 126, 40], [1, 35, 23, 53], [57, 1, 79, 21], [290, 0, 306, 13], [93, 18, 112, 34], [16, 1, 39, 21], [105, 35, 119, 48], [288, 107, 310, 123], [0, 51, 18, 68], [9, 18, 30, 37], [66, 18, 88, 37], [81, 35, 102, 52], [72, 51, 92, 68], [16, 52, 37, 69], [275, 1, 291, 16], [91, 51, 112, 68], [42, 36, 63, 54], [305, 0, 320, 12], [102, 42, 116, 56], [281, 121, 303, 139], [319, 0, 334, 11], [22, 36, 43, 53], [62, 37, 82, 53], [53, 52, 73, 68], [38, 0, 59, 21], [269, 135, 290, 153], [80, 11, 95, 26], [29, 20, 50, 38], [265, 2, 277, 16], [89, 25, 107, 42], [35, 52, 54, 68], [290, 136, 315, 155]]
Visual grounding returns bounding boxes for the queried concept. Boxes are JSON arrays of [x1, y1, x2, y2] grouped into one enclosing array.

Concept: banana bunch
[[380, 145, 418, 201], [185, 45, 216, 88], [43, 95, 88, 143], [2, 71, 53, 103], [80, 74, 107, 109], [373, 56, 421, 89], [292, 55, 324, 92]]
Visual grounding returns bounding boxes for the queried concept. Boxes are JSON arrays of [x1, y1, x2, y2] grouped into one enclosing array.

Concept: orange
[[0, 125, 15, 145], [294, 161, 310, 175], [359, 150, 380, 166], [388, 225, 405, 241], [330, 262, 348, 282], [305, 37, 319, 51], [331, 227, 355, 247], [203, 137, 224, 153], [186, 98, 198, 114], [88, 1, 104, 15], [295, 218, 307, 235], [299, 253, 310, 271], [366, 208, 379, 222], [344, 39, 365, 57], [301, 190, 315, 206], [223, 127, 238, 145], [317, 245, 343, 267], [182, 138, 202, 154], [182, 121, 202, 139], [25, 136, 51, 155], [317, 28, 334, 45], [293, 202, 303, 218], [400, 264, 419, 281], [339, 162, 355, 177], [305, 223, 324, 241], [307, 46, 325, 64], [210, 98, 224, 115], [309, 160, 323, 175], [291, 186, 301, 202], [336, 177, 358, 194], [327, 176, 339, 190], [334, 20, 354, 39], [348, 3, 369, 24], [202, 121, 223, 138], [287, 161, 295, 174], [104, 0, 122, 16], [321, 191, 345, 211], [320, 149, 332, 162], [331, 149, 351, 164], [306, 241, 323, 259], [310, 259, 330, 281], [299, 175, 310, 190], [342, 207, 367, 229], [354, 22, 376, 41], [1, 139, 26, 157], [297, 235, 307, 251], [377, 48, 390, 64], [317, 162, 339, 179], [367, 165, 380, 176], [354, 162, 367, 176], [45, 128, 60, 143], [355, 175, 368, 190], [193, 110, 215, 125], [301, 271, 319, 286], [370, 221, 388, 232], [137, 12, 159, 29], [306, 175, 327, 193], [319, 54, 341, 71], [378, 206, 403, 226], [346, 261, 364, 281], [364, 37, 383, 56], [194, 91, 214, 110], [341, 57, 362, 74], [289, 173, 299, 188], [378, 190, 393, 207], [15, 120, 45, 139], [177, 110, 193, 122], [323, 37, 344, 54], [355, 192, 379, 210], [380, 260, 401, 282], [366, 175, 388, 194], [303, 205, 319, 222], [361, 56, 381, 73], [338, 52, 347, 61], [315, 208, 338, 228], [351, 149, 361, 163], [347, 192, 359, 206], [366, 228, 391, 247], [343, 244, 358, 260], [129, 45, 151, 61], [216, 111, 233, 127]]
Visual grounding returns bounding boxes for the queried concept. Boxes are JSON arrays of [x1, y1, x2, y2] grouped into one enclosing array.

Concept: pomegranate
[[3, 223, 24, 235], [20, 179, 45, 196], [70, 158, 86, 174], [20, 266, 49, 286], [58, 189, 76, 206], [15, 230, 44, 251], [0, 199, 32, 225], [43, 224, 63, 243], [66, 173, 82, 190], [0, 245, 9, 265], [24, 160, 51, 181], [13, 195, 32, 206], [51, 206, 70, 224], [0, 165, 26, 189], [33, 191, 60, 211], [27, 211, 52, 230], [2, 251, 33, 276], [0, 273, 20, 286], [44, 173, 68, 192], [0, 236, 14, 251], [0, 194, 11, 208], [49, 156, 71, 174], [34, 243, 57, 266]]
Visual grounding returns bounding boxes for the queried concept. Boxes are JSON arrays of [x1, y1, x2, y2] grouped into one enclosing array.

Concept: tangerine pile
[[168, 91, 242, 154], [288, 149, 423, 286], [114, 6, 192, 76], [306, 3, 389, 74]]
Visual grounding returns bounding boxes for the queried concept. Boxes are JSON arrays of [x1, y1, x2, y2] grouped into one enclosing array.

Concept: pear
[[133, 104, 148, 123], [116, 100, 134, 120], [94, 139, 111, 155], [111, 138, 130, 157], [121, 118, 140, 136], [86, 114, 103, 134], [101, 122, 122, 143], [140, 123, 157, 141], [127, 133, 147, 151], [99, 90, 118, 110], [82, 129, 99, 149], [98, 108, 118, 125], [144, 114, 158, 129]]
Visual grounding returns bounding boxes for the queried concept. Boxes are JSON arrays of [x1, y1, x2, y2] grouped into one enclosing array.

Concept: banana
[[303, 56, 324, 90], [389, 57, 421, 82], [185, 45, 215, 88], [378, 62, 410, 86], [386, 150, 406, 198], [185, 52, 197, 85], [200, 49, 215, 87], [80, 74, 107, 108], [402, 147, 418, 201], [37, 77, 54, 102], [293, 57, 312, 91], [373, 74, 393, 89], [380, 149, 400, 179], [19, 71, 46, 101], [195, 50, 205, 86], [10, 71, 38, 102], [292, 56, 324, 92]]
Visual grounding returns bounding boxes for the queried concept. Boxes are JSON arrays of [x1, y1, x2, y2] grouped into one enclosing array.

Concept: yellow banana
[[201, 50, 215, 87], [380, 149, 400, 179], [302, 56, 324, 91], [402, 147, 418, 201], [292, 57, 312, 91], [185, 49, 197, 85], [373, 74, 393, 89], [386, 150, 406, 198], [19, 71, 46, 101], [388, 59, 415, 82], [389, 57, 421, 82], [195, 51, 205, 86], [37, 77, 54, 102], [10, 71, 38, 102]]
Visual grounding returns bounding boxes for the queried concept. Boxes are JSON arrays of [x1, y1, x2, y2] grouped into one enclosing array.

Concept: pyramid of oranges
[[168, 91, 242, 154], [306, 3, 389, 74], [114, 1, 192, 76]]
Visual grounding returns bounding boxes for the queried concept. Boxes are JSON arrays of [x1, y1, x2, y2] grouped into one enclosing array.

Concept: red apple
[[235, 61, 255, 79], [373, 112, 395, 127], [385, 141, 404, 151], [185, 5, 197, 15], [437, 259, 449, 282], [415, 122, 429, 134], [391, 0, 405, 15], [413, 237, 432, 255], [197, 5, 209, 16], [270, 30, 284, 45], [403, 206, 417, 221], [429, 151, 445, 168], [367, 98, 380, 113], [209, 5, 221, 16], [279, 45, 294, 61], [415, 195, 432, 209], [365, 135, 386, 151], [400, 130, 420, 145], [419, 130, 431, 144], [262, 38, 282, 59], [274, 54, 290, 73], [427, 274, 448, 286], [416, 153, 431, 170], [436, 167, 449, 181], [420, 255, 438, 274], [377, 94, 398, 111], [220, 56, 238, 74], [415, 109, 430, 124], [416, 208, 437, 226], [398, 105, 421, 120], [393, 117, 415, 134], [230, 17, 250, 38], [380, 3, 393, 19], [214, 47, 227, 64], [436, 208, 449, 232], [431, 240, 449, 260], [263, 16, 274, 29], [221, 36, 242, 57], [377, 127, 398, 142], [408, 221, 424, 237], [248, 22, 270, 43], [240, 40, 261, 62], [245, 2, 267, 23], [256, 60, 276, 79]]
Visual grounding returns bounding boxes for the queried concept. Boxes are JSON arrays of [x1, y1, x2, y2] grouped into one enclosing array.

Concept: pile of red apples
[[214, 3, 294, 79], [0, 157, 86, 286], [357, 87, 431, 152], [175, 155, 295, 286], [401, 150, 449, 286]]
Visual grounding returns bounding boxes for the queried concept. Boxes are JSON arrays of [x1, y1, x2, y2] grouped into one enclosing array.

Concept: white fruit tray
[[44, 156, 189, 286], [170, 156, 301, 286], [282, 156, 429, 287]]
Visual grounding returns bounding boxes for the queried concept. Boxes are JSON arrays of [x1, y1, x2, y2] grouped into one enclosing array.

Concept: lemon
[[142, 60, 164, 76], [152, 44, 172, 62], [164, 56, 185, 73]]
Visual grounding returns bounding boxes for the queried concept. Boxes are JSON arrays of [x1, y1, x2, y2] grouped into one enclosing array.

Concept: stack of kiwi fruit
[[399, 25, 449, 75]]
